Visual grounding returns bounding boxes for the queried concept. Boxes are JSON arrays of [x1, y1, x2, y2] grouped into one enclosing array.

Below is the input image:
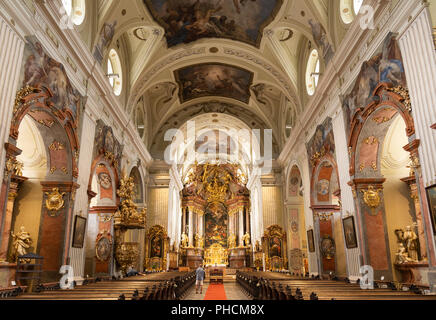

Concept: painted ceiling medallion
[[144, 0, 283, 48]]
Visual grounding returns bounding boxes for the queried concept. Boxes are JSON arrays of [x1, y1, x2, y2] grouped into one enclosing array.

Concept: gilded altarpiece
[[145, 225, 168, 271], [262, 225, 287, 271]]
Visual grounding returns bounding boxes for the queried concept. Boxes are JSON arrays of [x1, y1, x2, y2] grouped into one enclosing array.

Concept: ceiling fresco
[[144, 0, 283, 48], [175, 63, 253, 103]]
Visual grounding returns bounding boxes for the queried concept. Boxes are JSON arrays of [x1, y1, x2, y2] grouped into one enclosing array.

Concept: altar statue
[[395, 243, 413, 264], [11, 226, 32, 262], [255, 240, 261, 252], [181, 233, 189, 248], [228, 234, 236, 249], [403, 226, 419, 261], [195, 234, 204, 249], [395, 225, 419, 262], [242, 233, 251, 247]]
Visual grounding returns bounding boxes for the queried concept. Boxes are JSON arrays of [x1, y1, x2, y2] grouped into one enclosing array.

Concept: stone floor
[[183, 281, 251, 300]]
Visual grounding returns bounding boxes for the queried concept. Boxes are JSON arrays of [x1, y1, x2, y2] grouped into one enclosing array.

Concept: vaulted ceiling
[[77, 0, 352, 160]]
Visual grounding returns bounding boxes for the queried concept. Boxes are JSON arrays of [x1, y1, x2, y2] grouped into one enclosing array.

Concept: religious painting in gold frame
[[307, 229, 315, 253], [342, 216, 358, 249], [426, 184, 436, 235]]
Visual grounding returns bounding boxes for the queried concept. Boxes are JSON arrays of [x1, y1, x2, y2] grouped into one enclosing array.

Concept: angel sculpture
[[181, 233, 189, 248]]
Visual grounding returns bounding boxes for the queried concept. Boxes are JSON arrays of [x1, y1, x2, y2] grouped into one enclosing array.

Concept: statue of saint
[[243, 233, 251, 247], [395, 243, 413, 264], [11, 226, 32, 262], [255, 240, 261, 252], [181, 233, 189, 248], [395, 225, 419, 263], [228, 234, 236, 249], [403, 226, 419, 262]]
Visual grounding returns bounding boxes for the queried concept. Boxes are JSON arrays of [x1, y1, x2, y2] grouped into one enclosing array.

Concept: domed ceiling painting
[[144, 0, 283, 47]]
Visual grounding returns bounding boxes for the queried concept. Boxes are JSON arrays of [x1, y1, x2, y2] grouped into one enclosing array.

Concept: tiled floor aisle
[[183, 282, 251, 300]]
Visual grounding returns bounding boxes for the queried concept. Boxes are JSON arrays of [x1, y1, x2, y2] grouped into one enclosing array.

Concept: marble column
[[188, 208, 193, 247], [0, 17, 25, 184], [69, 111, 96, 282], [0, 175, 27, 261], [238, 208, 244, 247], [198, 212, 204, 238], [332, 107, 362, 281], [398, 7, 436, 188]]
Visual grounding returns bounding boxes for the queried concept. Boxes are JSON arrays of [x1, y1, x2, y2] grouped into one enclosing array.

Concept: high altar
[[178, 163, 252, 269]]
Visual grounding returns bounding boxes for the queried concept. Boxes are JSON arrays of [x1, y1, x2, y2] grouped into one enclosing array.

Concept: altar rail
[[236, 271, 436, 300]]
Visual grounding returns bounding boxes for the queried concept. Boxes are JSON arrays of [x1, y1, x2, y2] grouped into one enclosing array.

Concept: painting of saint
[[269, 237, 282, 258], [343, 216, 358, 249], [205, 205, 228, 248], [144, 0, 283, 48], [307, 230, 315, 253], [175, 63, 253, 103], [151, 237, 163, 258], [98, 172, 112, 190]]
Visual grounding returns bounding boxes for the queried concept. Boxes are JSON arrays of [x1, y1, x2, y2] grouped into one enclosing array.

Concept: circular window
[[306, 49, 320, 96], [107, 49, 122, 96], [62, 0, 86, 26]]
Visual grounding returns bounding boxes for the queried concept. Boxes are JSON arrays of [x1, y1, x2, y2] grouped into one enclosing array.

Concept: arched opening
[[7, 115, 47, 262]]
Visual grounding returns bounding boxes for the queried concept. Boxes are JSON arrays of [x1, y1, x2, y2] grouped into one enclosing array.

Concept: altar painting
[[205, 206, 228, 248]]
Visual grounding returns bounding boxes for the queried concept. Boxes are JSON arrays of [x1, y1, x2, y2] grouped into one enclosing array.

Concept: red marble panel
[[372, 108, 398, 124], [49, 141, 68, 174], [28, 110, 55, 128], [317, 166, 333, 202], [39, 212, 65, 272], [365, 210, 389, 270], [359, 136, 379, 171], [319, 219, 335, 271]]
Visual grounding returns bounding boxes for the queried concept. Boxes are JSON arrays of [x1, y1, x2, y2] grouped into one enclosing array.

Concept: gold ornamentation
[[204, 243, 228, 266], [361, 186, 382, 214], [49, 141, 65, 151], [359, 164, 365, 172], [45, 188, 66, 213], [61, 167, 68, 175], [14, 86, 36, 114], [115, 242, 139, 273], [194, 233, 204, 249], [388, 86, 411, 112], [114, 173, 146, 228], [371, 161, 377, 171], [364, 136, 378, 145], [227, 233, 237, 249], [316, 212, 334, 221], [310, 146, 326, 167], [50, 167, 57, 174]]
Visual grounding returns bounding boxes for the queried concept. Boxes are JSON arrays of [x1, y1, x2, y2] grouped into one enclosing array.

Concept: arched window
[[306, 49, 320, 96], [340, 0, 364, 24], [107, 49, 122, 96], [62, 0, 86, 25]]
